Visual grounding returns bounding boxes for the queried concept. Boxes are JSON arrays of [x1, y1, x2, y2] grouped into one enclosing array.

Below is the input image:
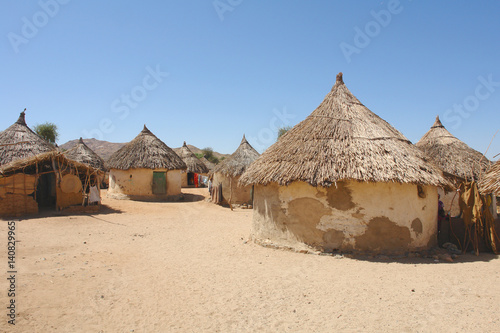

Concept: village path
[[0, 188, 499, 332]]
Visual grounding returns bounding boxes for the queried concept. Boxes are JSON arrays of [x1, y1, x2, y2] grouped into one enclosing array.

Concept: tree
[[34, 122, 58, 144], [277, 126, 292, 140], [202, 147, 219, 164]]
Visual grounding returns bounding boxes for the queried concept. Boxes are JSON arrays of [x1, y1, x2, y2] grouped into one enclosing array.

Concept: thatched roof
[[479, 160, 500, 196], [0, 151, 100, 177], [179, 141, 209, 174], [106, 125, 186, 171], [212, 135, 259, 177], [240, 73, 448, 187], [63, 138, 107, 171], [0, 110, 55, 166], [201, 156, 216, 171], [416, 116, 490, 181]]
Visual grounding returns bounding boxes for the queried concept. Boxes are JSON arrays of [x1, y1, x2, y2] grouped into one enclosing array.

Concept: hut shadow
[[179, 193, 206, 202], [333, 251, 498, 265], [3, 204, 123, 221]]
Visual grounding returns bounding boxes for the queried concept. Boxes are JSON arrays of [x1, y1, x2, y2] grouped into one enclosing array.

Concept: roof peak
[[16, 109, 27, 125], [141, 124, 151, 134], [78, 137, 84, 143], [183, 141, 187, 147], [432, 115, 444, 128], [240, 134, 247, 145], [336, 72, 344, 85]]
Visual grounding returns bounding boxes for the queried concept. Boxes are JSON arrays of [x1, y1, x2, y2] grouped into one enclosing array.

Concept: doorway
[[152, 171, 167, 194]]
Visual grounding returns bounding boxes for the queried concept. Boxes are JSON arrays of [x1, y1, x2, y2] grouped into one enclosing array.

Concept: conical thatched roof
[[106, 125, 186, 171], [416, 116, 490, 180], [479, 160, 500, 196], [0, 110, 55, 166], [201, 156, 216, 171], [212, 135, 259, 177], [63, 137, 107, 171], [179, 141, 209, 174], [240, 73, 447, 187]]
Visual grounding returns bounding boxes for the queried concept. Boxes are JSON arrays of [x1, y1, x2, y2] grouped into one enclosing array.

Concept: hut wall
[[108, 168, 182, 198], [0, 174, 38, 216], [213, 173, 252, 205], [252, 180, 438, 253], [181, 171, 188, 188]]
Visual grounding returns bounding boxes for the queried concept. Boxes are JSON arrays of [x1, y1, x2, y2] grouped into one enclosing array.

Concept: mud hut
[[178, 142, 209, 188], [0, 110, 55, 166], [479, 160, 500, 196], [0, 151, 102, 217], [212, 135, 259, 205], [240, 73, 448, 254], [416, 116, 490, 216], [106, 125, 186, 200]]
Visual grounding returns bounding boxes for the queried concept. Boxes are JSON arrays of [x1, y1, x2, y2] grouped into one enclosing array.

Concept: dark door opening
[[36, 172, 56, 209], [187, 172, 195, 186]]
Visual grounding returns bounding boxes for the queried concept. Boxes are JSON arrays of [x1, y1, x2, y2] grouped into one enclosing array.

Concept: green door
[[152, 171, 167, 194]]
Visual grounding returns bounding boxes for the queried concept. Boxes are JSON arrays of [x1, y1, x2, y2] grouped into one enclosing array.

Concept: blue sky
[[1, 1, 499, 159]]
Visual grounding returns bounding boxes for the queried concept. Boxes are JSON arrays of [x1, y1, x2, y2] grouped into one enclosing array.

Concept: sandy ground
[[1, 188, 499, 332]]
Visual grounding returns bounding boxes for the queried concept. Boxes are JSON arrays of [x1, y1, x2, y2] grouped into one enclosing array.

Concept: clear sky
[[1, 1, 499, 160]]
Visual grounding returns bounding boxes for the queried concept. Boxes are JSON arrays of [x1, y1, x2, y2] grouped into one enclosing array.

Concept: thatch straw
[[212, 135, 259, 177], [416, 116, 490, 181], [240, 73, 448, 187], [63, 137, 107, 171], [0, 151, 99, 177], [201, 156, 216, 171], [178, 141, 209, 174], [0, 110, 55, 166], [106, 125, 186, 171], [479, 160, 500, 196]]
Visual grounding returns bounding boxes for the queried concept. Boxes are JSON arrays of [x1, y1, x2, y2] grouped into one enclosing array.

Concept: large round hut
[[106, 125, 186, 200], [212, 135, 259, 205], [416, 116, 490, 216], [240, 73, 448, 254], [0, 110, 55, 165], [178, 142, 209, 188]]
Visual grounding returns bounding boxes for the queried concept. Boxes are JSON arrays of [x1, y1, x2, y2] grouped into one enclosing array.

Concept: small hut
[[0, 110, 55, 166], [479, 160, 500, 196], [0, 151, 102, 217], [63, 137, 106, 172], [212, 135, 259, 205], [178, 142, 209, 188], [240, 73, 448, 253], [201, 156, 216, 172], [416, 116, 491, 216], [106, 125, 186, 200]]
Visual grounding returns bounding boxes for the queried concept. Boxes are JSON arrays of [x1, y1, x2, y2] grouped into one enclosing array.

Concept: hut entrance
[[187, 172, 199, 187], [152, 171, 167, 195], [36, 172, 56, 209]]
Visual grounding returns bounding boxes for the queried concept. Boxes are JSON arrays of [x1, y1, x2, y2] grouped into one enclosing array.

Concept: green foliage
[[195, 153, 204, 159], [277, 126, 292, 140], [202, 147, 219, 164], [34, 122, 59, 144]]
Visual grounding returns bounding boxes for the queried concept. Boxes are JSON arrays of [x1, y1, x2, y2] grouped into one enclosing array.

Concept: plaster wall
[[213, 173, 253, 205], [252, 180, 438, 253], [108, 168, 181, 198]]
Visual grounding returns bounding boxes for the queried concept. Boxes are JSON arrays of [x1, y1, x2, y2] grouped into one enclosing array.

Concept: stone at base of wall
[[106, 192, 184, 202]]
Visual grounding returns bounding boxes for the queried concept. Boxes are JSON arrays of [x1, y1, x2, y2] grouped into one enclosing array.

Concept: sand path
[[1, 188, 499, 332]]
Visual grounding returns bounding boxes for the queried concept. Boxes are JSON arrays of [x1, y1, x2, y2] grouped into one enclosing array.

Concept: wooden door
[[152, 171, 167, 195]]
